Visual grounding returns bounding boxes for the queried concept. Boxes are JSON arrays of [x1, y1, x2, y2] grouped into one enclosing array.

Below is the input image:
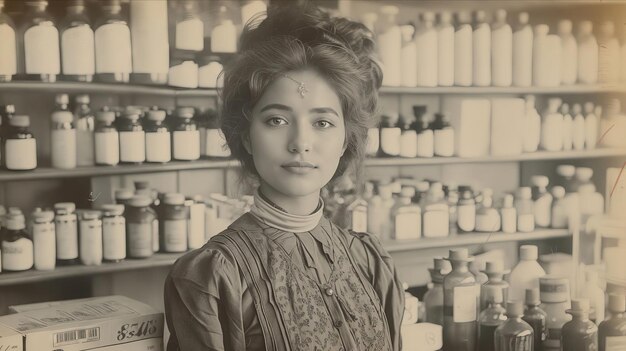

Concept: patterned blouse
[[164, 212, 404, 351]]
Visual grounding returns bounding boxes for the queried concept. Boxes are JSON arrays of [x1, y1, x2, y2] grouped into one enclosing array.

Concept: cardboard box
[[0, 324, 22, 351], [0, 295, 163, 351], [441, 97, 491, 157], [88, 337, 163, 351], [9, 297, 100, 314]]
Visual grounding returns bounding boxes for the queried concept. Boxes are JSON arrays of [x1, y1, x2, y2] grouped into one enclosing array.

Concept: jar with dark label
[[31, 209, 56, 270], [59, 0, 94, 82], [79, 210, 103, 266], [101, 204, 126, 262], [54, 202, 78, 265], [1, 207, 34, 271], [144, 109, 171, 163], [159, 193, 188, 253], [118, 109, 145, 164], [94, 108, 119, 166], [4, 115, 37, 170], [94, 0, 131, 83], [125, 195, 155, 258], [18, 0, 60, 82], [172, 107, 200, 161]]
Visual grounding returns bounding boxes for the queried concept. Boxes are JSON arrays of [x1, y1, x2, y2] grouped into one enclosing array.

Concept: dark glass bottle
[[1, 207, 34, 271], [60, 0, 94, 82], [481, 261, 510, 312], [413, 104, 434, 158], [424, 257, 451, 326], [443, 248, 478, 351], [522, 288, 547, 351], [125, 195, 155, 259], [561, 299, 598, 351], [599, 294, 626, 351], [479, 285, 508, 351], [74, 94, 95, 166], [158, 193, 189, 253], [17, 0, 60, 82], [494, 301, 534, 351]]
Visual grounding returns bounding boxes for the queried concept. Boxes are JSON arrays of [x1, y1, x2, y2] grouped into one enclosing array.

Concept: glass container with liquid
[[561, 299, 598, 351], [479, 285, 508, 351], [443, 248, 478, 351], [522, 288, 547, 351], [424, 257, 452, 326], [494, 301, 534, 351]]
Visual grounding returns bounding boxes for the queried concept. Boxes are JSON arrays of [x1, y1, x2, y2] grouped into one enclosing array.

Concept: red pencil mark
[[610, 161, 626, 199], [598, 124, 616, 144]]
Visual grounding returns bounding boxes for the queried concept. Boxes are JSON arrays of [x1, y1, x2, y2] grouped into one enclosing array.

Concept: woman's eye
[[314, 120, 334, 129], [266, 117, 287, 126]]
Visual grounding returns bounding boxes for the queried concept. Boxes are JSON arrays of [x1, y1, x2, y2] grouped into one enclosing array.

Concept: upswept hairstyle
[[220, 2, 382, 185]]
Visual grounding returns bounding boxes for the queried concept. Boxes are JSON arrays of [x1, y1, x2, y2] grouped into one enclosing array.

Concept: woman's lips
[[281, 161, 317, 174]]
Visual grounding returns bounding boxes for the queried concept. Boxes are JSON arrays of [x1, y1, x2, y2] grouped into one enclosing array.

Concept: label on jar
[[205, 129, 231, 157], [606, 336, 626, 350], [164, 219, 188, 252], [119, 131, 146, 163], [127, 222, 152, 258], [95, 23, 132, 74], [5, 138, 37, 170], [188, 204, 205, 250], [0, 23, 17, 76], [351, 206, 367, 233], [380, 127, 401, 156], [453, 285, 477, 323], [2, 238, 34, 271], [145, 132, 171, 163], [173, 130, 200, 160], [103, 217, 126, 261], [24, 23, 60, 74], [33, 222, 56, 270], [51, 128, 77, 169], [176, 19, 204, 51], [394, 212, 420, 240], [61, 25, 95, 75], [56, 217, 79, 260], [95, 131, 120, 165], [80, 220, 103, 265]]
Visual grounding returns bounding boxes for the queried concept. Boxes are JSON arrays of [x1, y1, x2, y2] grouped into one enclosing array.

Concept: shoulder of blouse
[[332, 225, 394, 273]]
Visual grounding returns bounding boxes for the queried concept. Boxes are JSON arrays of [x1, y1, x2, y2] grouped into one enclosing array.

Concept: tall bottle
[[523, 288, 547, 351], [377, 6, 401, 87], [508, 245, 546, 301], [494, 301, 534, 351], [95, 0, 132, 83], [572, 104, 586, 151], [378, 183, 395, 241], [479, 286, 508, 351], [523, 95, 541, 153], [443, 249, 478, 351], [541, 98, 564, 152], [512, 12, 533, 87], [598, 21, 621, 84], [473, 10, 491, 86], [431, 112, 455, 157], [491, 9, 512, 87], [540, 276, 572, 351], [74, 94, 95, 166], [562, 299, 599, 351], [0, 0, 17, 82], [584, 102, 598, 150], [533, 24, 561, 87], [54, 202, 79, 265], [599, 294, 626, 351], [481, 261, 510, 311], [437, 11, 454, 87], [558, 20, 577, 85], [515, 187, 535, 233], [531, 175, 553, 229], [400, 25, 417, 88], [455, 11, 473, 86], [561, 103, 573, 151], [18, 0, 60, 82], [50, 94, 77, 169], [60, 0, 94, 82], [130, 0, 169, 85], [576, 167, 604, 225], [577, 21, 599, 84], [416, 11, 438, 87], [378, 114, 401, 157], [413, 106, 434, 158], [457, 186, 476, 233], [424, 257, 452, 326]]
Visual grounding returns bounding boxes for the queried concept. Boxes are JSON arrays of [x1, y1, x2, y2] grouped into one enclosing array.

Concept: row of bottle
[[0, 183, 249, 273], [422, 248, 626, 351], [0, 97, 232, 171], [0, 0, 266, 84], [369, 6, 624, 87]]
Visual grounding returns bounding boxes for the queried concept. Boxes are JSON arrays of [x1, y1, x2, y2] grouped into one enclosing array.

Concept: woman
[[164, 3, 404, 350]]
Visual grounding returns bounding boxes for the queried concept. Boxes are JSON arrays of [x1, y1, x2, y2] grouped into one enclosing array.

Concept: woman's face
[[244, 69, 346, 200]]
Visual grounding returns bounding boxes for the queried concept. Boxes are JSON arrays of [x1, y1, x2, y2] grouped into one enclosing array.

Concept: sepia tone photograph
[[0, 0, 625, 350]]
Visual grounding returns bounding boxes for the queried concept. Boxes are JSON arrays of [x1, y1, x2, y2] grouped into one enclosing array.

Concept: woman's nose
[[288, 123, 312, 153]]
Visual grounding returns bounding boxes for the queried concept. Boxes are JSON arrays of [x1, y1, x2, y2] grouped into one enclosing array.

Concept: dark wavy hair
[[219, 2, 382, 187]]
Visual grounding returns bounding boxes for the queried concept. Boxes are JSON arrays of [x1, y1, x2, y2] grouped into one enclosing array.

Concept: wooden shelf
[[0, 229, 569, 286], [382, 228, 570, 253], [379, 84, 626, 95]]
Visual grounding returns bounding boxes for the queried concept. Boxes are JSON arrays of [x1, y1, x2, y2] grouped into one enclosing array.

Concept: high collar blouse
[[164, 211, 404, 351]]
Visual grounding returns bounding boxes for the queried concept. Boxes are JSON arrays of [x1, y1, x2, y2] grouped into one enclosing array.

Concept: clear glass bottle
[[481, 261, 510, 312], [424, 257, 452, 326], [562, 299, 599, 351], [431, 112, 455, 157], [1, 207, 34, 272], [476, 188, 501, 232], [54, 202, 79, 265], [443, 248, 478, 351], [144, 109, 171, 163], [531, 175, 553, 229], [540, 276, 572, 351], [74, 94, 95, 166], [479, 285, 508, 351], [118, 108, 145, 164], [491, 9, 512, 87], [508, 245, 546, 301], [446, 185, 460, 235], [377, 5, 401, 87], [379, 114, 401, 157], [457, 186, 476, 233], [159, 193, 189, 253], [188, 195, 206, 250], [598, 21, 621, 84], [0, 0, 17, 82], [378, 183, 395, 241], [31, 209, 55, 271], [101, 204, 125, 262], [581, 270, 605, 324], [172, 107, 200, 161], [494, 301, 534, 351], [3, 115, 37, 171], [522, 288, 547, 351], [95, 0, 132, 83], [515, 187, 535, 232], [94, 108, 119, 166], [572, 104, 585, 151], [125, 195, 155, 258], [50, 94, 76, 169], [599, 293, 626, 351], [600, 98, 626, 148], [79, 210, 103, 266], [18, 0, 60, 82], [60, 0, 94, 82]]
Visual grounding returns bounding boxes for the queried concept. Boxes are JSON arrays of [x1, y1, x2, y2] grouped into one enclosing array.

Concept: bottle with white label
[[473, 10, 491, 87], [598, 21, 621, 84], [198, 56, 224, 88], [94, 108, 119, 166], [533, 24, 562, 87], [391, 187, 421, 240], [541, 98, 564, 152], [476, 188, 501, 232], [118, 109, 145, 164], [413, 106, 434, 158], [0, 103, 17, 169], [457, 186, 476, 233], [378, 114, 401, 157], [577, 21, 599, 84], [211, 6, 237, 54], [561, 103, 573, 151], [51, 94, 77, 169], [491, 9, 512, 87], [500, 194, 517, 233], [3, 115, 37, 171], [400, 25, 417, 87], [101, 204, 125, 262], [431, 112, 454, 157], [202, 108, 231, 158], [443, 248, 478, 351], [130, 0, 168, 85], [188, 195, 206, 250], [125, 195, 155, 258], [0, 0, 17, 82], [159, 193, 188, 253], [95, 0, 132, 83], [550, 186, 568, 229], [31, 209, 55, 270], [437, 11, 454, 87], [599, 293, 626, 351], [74, 94, 95, 166], [377, 6, 401, 87], [584, 102, 598, 150], [531, 175, 553, 228], [558, 20, 578, 85], [399, 115, 417, 158], [423, 182, 449, 238], [172, 107, 200, 161], [571, 104, 585, 151], [54, 202, 78, 265], [79, 211, 103, 266], [60, 0, 94, 82], [416, 11, 438, 87], [523, 95, 541, 153], [18, 0, 60, 82], [144, 109, 171, 163], [1, 208, 33, 272], [515, 187, 535, 232], [512, 12, 533, 87], [455, 11, 473, 86]]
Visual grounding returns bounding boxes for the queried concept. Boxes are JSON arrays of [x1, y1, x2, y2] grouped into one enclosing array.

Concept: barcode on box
[[53, 327, 100, 346]]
